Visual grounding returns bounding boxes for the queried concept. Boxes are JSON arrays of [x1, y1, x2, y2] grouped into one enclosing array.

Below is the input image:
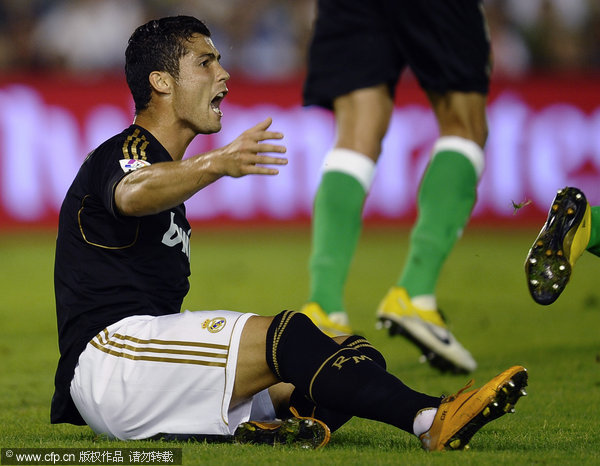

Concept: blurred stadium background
[[1, 0, 600, 231], [2, 3, 600, 460]]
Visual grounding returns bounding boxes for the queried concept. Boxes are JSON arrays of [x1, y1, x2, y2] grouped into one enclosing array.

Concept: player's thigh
[[232, 315, 279, 405], [333, 85, 394, 160]]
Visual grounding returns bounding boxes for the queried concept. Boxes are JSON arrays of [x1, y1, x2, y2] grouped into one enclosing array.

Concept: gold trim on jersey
[[78, 195, 139, 249], [91, 329, 228, 367], [122, 128, 149, 160]]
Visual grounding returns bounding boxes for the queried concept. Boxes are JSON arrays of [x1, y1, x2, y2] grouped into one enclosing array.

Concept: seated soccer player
[[52, 15, 528, 451]]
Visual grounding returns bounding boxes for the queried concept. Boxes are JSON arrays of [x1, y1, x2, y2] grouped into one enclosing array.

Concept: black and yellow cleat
[[525, 187, 591, 305], [234, 408, 331, 449]]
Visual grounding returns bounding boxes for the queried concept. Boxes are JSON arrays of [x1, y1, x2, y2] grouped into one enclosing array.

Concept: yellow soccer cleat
[[525, 187, 591, 305], [376, 287, 476, 373], [301, 302, 352, 337], [420, 365, 528, 451]]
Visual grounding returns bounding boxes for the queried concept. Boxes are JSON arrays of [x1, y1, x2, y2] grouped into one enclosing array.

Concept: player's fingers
[[247, 117, 273, 132], [256, 130, 284, 141], [253, 155, 288, 166], [245, 166, 281, 175], [255, 143, 287, 154]]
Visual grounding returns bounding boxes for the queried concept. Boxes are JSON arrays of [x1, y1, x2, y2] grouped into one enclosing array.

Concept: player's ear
[[148, 71, 172, 96]]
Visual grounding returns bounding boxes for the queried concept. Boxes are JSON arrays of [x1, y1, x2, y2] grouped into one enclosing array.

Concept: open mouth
[[210, 91, 227, 117]]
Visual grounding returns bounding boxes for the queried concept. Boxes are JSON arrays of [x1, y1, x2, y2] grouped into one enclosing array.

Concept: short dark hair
[[125, 16, 211, 113]]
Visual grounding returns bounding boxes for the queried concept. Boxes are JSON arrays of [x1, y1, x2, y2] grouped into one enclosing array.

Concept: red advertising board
[[1, 73, 599, 229]]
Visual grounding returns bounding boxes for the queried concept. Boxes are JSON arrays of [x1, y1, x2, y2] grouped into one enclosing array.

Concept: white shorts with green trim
[[70, 310, 275, 440]]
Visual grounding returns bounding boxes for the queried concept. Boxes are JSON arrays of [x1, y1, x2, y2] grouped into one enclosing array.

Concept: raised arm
[[115, 118, 287, 216]]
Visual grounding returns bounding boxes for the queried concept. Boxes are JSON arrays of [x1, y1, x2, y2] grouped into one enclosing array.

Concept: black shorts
[[303, 0, 491, 109]]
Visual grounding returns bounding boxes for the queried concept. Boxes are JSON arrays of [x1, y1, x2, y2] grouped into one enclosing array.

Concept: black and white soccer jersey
[[52, 124, 191, 424]]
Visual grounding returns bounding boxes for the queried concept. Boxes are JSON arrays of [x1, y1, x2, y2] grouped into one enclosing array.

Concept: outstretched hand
[[114, 118, 289, 217], [216, 117, 288, 178]]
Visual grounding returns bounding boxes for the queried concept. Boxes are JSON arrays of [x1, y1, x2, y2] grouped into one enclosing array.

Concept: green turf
[[1, 227, 599, 465]]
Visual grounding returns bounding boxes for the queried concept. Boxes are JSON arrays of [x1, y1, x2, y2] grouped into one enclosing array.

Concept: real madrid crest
[[202, 317, 226, 333]]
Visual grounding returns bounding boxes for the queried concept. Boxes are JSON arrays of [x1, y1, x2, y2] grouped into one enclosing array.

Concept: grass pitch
[[1, 226, 599, 465]]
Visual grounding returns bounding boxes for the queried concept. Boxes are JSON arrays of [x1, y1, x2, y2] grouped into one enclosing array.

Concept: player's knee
[[266, 311, 330, 380], [267, 310, 363, 393], [265, 311, 387, 398]]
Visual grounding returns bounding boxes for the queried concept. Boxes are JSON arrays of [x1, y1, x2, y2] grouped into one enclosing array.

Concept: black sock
[[342, 334, 387, 370], [266, 311, 441, 433], [289, 334, 386, 432]]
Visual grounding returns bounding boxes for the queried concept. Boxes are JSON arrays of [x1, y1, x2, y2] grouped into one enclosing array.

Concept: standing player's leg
[[301, 85, 393, 336], [377, 91, 486, 374], [374, 0, 490, 374]]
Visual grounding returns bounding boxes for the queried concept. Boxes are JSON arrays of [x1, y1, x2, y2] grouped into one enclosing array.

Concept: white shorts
[[70, 310, 276, 440]]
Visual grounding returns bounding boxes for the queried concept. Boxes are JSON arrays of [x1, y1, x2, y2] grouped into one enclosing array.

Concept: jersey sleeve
[[92, 138, 152, 219]]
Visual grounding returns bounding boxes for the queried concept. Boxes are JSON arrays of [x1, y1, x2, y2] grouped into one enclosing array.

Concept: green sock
[[586, 206, 600, 257], [398, 150, 478, 297], [309, 171, 366, 313]]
